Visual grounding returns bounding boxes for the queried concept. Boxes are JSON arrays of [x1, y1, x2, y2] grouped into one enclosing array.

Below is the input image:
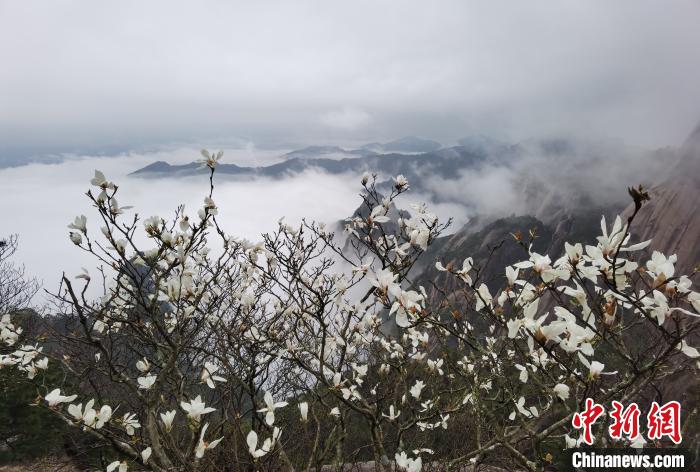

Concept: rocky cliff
[[624, 123, 700, 276]]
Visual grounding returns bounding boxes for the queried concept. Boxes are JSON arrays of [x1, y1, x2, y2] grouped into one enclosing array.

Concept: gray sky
[[2, 0, 700, 158]]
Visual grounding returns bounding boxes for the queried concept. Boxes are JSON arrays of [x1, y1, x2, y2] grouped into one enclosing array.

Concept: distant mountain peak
[[382, 136, 442, 153], [282, 145, 375, 161]]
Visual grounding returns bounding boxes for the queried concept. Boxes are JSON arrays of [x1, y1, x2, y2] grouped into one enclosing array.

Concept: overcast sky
[[2, 0, 700, 159]]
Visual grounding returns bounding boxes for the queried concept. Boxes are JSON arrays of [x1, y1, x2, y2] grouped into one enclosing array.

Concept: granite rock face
[[624, 123, 700, 276]]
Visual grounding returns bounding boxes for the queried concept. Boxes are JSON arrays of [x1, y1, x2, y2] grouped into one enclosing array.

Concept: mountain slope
[[623, 123, 700, 276]]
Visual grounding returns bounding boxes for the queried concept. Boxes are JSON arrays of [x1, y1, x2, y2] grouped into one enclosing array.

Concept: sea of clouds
[[0, 147, 469, 304]]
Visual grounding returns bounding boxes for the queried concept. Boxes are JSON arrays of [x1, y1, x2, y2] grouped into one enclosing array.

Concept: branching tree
[[1, 152, 698, 471], [0, 234, 40, 313]]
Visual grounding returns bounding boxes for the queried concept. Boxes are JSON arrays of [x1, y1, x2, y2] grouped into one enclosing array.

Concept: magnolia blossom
[[135, 358, 150, 373], [121, 413, 141, 435], [367, 268, 399, 295], [44, 388, 77, 407], [553, 383, 570, 401], [107, 461, 127, 472], [299, 402, 309, 422], [395, 451, 422, 472], [200, 361, 227, 389], [195, 423, 223, 458], [427, 359, 444, 376], [141, 447, 152, 464], [137, 375, 157, 390], [509, 397, 539, 420], [515, 252, 567, 283], [199, 149, 223, 169], [90, 170, 114, 189], [646, 251, 677, 279], [410, 380, 425, 400], [257, 391, 288, 426], [390, 288, 423, 327], [678, 340, 700, 358], [160, 410, 176, 431], [393, 174, 409, 189], [247, 428, 281, 459], [181, 395, 216, 422], [68, 215, 87, 233], [68, 399, 112, 429], [383, 405, 401, 421]]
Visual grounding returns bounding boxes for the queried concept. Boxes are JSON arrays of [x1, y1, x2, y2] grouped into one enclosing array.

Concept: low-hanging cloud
[[2, 1, 700, 154], [423, 138, 678, 226]]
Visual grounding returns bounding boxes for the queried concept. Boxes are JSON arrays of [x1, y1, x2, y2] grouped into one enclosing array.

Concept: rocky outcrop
[[623, 123, 700, 276]]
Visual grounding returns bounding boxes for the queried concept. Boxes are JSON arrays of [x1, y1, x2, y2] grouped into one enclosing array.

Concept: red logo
[[571, 399, 682, 445], [647, 401, 682, 444], [572, 398, 605, 445]]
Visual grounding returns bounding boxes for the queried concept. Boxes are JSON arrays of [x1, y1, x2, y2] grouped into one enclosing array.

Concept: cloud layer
[[2, 1, 700, 155], [0, 151, 363, 301]]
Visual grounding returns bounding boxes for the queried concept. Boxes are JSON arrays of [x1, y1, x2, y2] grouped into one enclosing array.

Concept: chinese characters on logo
[[572, 399, 682, 445]]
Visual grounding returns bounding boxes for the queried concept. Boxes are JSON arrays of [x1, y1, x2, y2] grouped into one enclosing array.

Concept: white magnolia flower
[[564, 434, 580, 449], [505, 265, 519, 286], [410, 380, 425, 400], [69, 232, 83, 245], [509, 397, 539, 420], [395, 451, 422, 471], [369, 204, 391, 224], [106, 461, 127, 472], [68, 215, 87, 233], [382, 405, 401, 421], [564, 242, 583, 264], [393, 174, 409, 189], [137, 374, 157, 390], [45, 388, 77, 407], [588, 361, 605, 379], [329, 407, 341, 417], [198, 149, 223, 169], [391, 289, 423, 327], [646, 251, 677, 279], [68, 399, 97, 425], [135, 358, 150, 373], [200, 361, 227, 389], [246, 428, 281, 459], [368, 268, 399, 295], [181, 395, 216, 422], [121, 413, 141, 435], [108, 198, 132, 216], [160, 410, 176, 431], [456, 257, 474, 285], [515, 364, 528, 383], [195, 423, 223, 458], [553, 383, 570, 401], [299, 402, 309, 422], [475, 283, 492, 311], [257, 391, 288, 426], [90, 170, 114, 189], [427, 359, 444, 376], [141, 447, 152, 464], [94, 405, 113, 429], [515, 252, 567, 283], [678, 340, 700, 358]]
